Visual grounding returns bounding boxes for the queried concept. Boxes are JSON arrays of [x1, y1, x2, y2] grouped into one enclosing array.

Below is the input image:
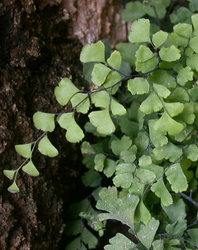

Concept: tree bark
[[0, 0, 126, 249]]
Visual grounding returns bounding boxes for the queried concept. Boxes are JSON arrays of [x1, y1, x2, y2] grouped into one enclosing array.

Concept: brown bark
[[0, 0, 126, 249]]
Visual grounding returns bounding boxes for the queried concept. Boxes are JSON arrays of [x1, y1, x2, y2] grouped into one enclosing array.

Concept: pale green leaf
[[22, 160, 39, 177], [33, 112, 55, 132], [150, 70, 176, 89], [153, 142, 182, 162], [185, 144, 198, 161], [54, 78, 79, 106], [103, 159, 116, 178], [141, 164, 163, 179], [154, 112, 184, 136], [8, 181, 20, 193], [148, 119, 168, 148], [96, 187, 139, 228], [103, 71, 122, 95], [129, 178, 145, 196], [135, 200, 151, 225], [113, 163, 135, 189], [111, 136, 132, 156], [58, 113, 84, 143], [94, 154, 106, 172], [164, 102, 184, 117], [81, 227, 98, 249], [135, 56, 158, 73], [139, 155, 152, 167], [91, 63, 111, 86], [186, 54, 198, 71], [134, 132, 149, 152], [177, 66, 193, 86], [166, 163, 188, 193], [107, 51, 122, 70], [136, 168, 156, 184], [192, 14, 198, 35], [173, 23, 192, 38], [116, 43, 140, 67], [15, 143, 32, 158], [137, 217, 159, 249], [81, 141, 94, 155], [104, 233, 136, 250], [139, 93, 163, 114], [127, 78, 149, 95], [165, 219, 187, 236], [91, 91, 110, 109], [162, 198, 186, 223], [153, 83, 171, 98], [129, 19, 151, 43], [167, 87, 190, 102], [135, 45, 154, 62], [151, 179, 173, 206], [152, 31, 168, 48], [170, 7, 192, 24], [38, 135, 58, 157], [120, 146, 137, 164], [3, 170, 15, 180], [89, 110, 115, 135], [152, 239, 164, 250], [111, 99, 126, 116], [80, 41, 105, 63], [159, 46, 181, 62], [122, 2, 145, 22], [189, 36, 198, 53], [71, 93, 90, 114], [188, 228, 198, 245]]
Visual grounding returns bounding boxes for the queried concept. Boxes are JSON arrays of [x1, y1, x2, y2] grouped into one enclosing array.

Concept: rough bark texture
[[0, 0, 126, 249]]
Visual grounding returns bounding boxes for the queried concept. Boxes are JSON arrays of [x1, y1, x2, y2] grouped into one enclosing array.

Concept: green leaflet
[[189, 36, 198, 53], [54, 78, 79, 106], [89, 109, 115, 135], [150, 70, 176, 89], [139, 155, 152, 167], [167, 87, 190, 102], [139, 93, 163, 114], [188, 228, 198, 245], [164, 102, 184, 117], [96, 187, 139, 228], [129, 18, 151, 43], [103, 159, 116, 178], [136, 168, 156, 184], [192, 14, 198, 35], [107, 51, 122, 70], [173, 23, 192, 39], [166, 163, 188, 193], [82, 169, 102, 187], [8, 181, 20, 194], [135, 56, 158, 73], [186, 54, 198, 71], [135, 200, 151, 225], [134, 131, 149, 152], [91, 91, 126, 116], [91, 63, 111, 86], [58, 113, 84, 143], [177, 66, 193, 86], [185, 144, 198, 161], [3, 170, 15, 180], [153, 142, 182, 162], [127, 78, 149, 95], [135, 45, 154, 62], [104, 233, 136, 250], [122, 2, 145, 22], [38, 135, 58, 157], [152, 31, 168, 48], [159, 46, 181, 62], [111, 135, 132, 156], [80, 41, 105, 63], [153, 83, 171, 98], [113, 163, 135, 189], [154, 112, 184, 136], [15, 143, 32, 158], [165, 219, 187, 237], [148, 119, 168, 148], [152, 239, 164, 250], [151, 179, 173, 206], [71, 93, 90, 114], [94, 154, 106, 172], [137, 217, 160, 249], [22, 160, 39, 177], [33, 112, 55, 132], [162, 198, 186, 223]]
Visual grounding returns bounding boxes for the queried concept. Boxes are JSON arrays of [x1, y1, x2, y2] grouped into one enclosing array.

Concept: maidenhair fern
[[3, 2, 198, 249]]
